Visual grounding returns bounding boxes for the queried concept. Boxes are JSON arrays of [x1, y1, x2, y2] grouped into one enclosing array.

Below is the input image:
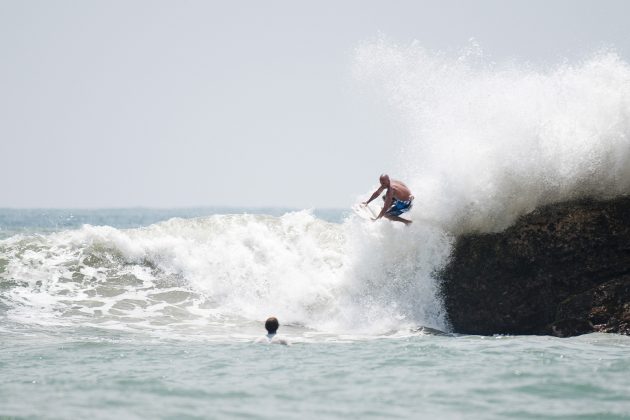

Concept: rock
[[439, 196, 630, 337], [548, 318, 593, 338], [553, 277, 630, 335]]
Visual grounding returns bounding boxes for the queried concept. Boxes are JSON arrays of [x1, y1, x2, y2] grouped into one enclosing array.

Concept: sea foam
[[354, 37, 630, 233], [0, 212, 451, 335]]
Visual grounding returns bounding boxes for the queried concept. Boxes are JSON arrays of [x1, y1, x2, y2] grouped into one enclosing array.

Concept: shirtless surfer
[[362, 174, 414, 225]]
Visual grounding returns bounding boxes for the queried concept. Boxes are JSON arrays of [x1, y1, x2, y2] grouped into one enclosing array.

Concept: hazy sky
[[2, 0, 629, 208]]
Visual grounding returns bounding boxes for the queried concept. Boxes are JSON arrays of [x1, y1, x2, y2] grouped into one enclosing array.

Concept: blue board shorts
[[386, 198, 413, 217]]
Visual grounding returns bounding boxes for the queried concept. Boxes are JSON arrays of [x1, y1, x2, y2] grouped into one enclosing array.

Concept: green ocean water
[[1, 209, 629, 419], [2, 328, 629, 419]]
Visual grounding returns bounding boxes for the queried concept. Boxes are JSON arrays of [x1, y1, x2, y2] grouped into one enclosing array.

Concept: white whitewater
[[355, 37, 630, 233], [0, 212, 451, 335]]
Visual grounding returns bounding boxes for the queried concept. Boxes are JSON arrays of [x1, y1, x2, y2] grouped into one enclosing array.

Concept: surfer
[[362, 174, 414, 225], [255, 317, 290, 346]]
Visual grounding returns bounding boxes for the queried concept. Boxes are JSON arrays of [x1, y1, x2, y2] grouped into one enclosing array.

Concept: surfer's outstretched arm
[[363, 186, 385, 206]]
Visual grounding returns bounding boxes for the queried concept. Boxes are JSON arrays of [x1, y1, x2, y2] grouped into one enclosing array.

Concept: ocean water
[[4, 41, 630, 418], [1, 209, 629, 419]]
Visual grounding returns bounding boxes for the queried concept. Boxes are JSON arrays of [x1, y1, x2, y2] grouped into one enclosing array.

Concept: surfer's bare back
[[362, 174, 414, 225]]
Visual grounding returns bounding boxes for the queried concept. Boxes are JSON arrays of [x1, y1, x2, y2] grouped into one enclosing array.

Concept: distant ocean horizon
[[0, 207, 348, 240]]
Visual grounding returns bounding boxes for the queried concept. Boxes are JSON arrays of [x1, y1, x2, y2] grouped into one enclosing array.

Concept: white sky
[[1, 0, 629, 208]]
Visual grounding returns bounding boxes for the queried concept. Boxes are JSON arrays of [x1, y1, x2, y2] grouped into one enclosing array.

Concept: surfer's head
[[265, 317, 279, 334], [379, 174, 390, 187]]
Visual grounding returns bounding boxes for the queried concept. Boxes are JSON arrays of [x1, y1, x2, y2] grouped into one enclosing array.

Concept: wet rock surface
[[439, 196, 630, 337]]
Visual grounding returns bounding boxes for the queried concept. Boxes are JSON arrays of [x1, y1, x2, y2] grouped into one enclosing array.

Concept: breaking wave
[[355, 37, 630, 233], [0, 212, 451, 335]]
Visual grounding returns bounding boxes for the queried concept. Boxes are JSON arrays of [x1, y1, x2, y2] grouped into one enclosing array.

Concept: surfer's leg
[[384, 214, 412, 225], [384, 200, 412, 225]]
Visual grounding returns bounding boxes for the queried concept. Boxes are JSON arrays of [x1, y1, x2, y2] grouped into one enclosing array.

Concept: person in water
[[362, 174, 414, 225], [255, 317, 290, 345]]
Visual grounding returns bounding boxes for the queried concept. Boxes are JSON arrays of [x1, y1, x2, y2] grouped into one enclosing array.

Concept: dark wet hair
[[265, 317, 279, 334]]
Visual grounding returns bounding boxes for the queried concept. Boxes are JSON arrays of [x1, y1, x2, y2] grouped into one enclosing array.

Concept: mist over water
[[355, 38, 630, 233]]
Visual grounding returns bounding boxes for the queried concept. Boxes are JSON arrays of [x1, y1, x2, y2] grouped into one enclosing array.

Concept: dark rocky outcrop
[[439, 196, 630, 337]]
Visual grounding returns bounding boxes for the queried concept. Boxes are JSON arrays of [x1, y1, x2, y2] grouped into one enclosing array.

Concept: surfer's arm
[[376, 189, 393, 220], [363, 186, 385, 206]]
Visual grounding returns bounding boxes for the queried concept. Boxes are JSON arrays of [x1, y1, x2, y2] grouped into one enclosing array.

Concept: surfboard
[[352, 203, 378, 220]]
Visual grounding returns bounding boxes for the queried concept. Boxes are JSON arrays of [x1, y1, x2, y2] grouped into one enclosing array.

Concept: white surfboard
[[351, 203, 378, 220]]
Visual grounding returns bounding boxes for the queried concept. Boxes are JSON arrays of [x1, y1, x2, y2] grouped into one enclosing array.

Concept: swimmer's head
[[379, 174, 390, 187], [265, 317, 279, 334]]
